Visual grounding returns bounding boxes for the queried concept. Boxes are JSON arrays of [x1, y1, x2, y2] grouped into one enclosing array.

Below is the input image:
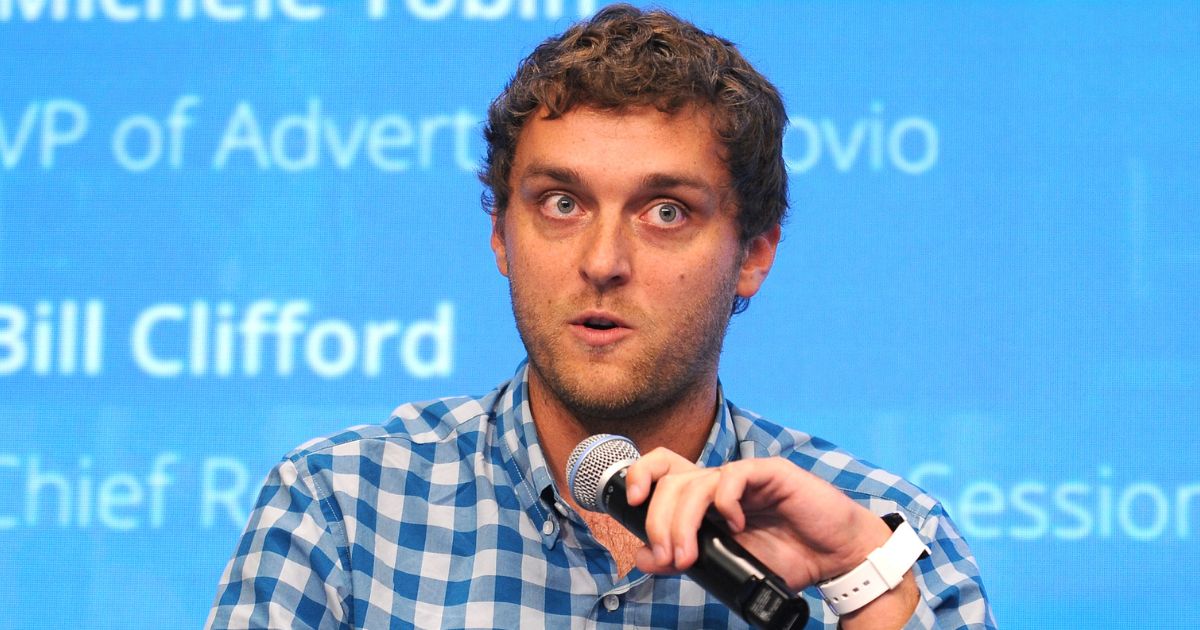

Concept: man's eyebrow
[[640, 172, 714, 192], [520, 163, 583, 186], [518, 165, 721, 203]]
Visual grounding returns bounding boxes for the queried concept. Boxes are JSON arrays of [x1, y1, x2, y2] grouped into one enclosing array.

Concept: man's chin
[[527, 346, 692, 422], [552, 374, 682, 424]]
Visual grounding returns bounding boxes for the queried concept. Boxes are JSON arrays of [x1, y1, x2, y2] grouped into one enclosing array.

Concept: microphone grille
[[566, 434, 641, 511]]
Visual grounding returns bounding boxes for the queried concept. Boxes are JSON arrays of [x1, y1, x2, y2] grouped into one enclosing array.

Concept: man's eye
[[545, 194, 576, 215], [649, 202, 683, 225]]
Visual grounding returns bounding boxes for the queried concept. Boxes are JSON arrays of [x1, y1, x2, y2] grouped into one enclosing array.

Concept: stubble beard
[[508, 272, 738, 431]]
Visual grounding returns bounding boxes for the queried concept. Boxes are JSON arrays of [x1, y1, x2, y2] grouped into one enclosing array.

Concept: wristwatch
[[815, 513, 930, 616]]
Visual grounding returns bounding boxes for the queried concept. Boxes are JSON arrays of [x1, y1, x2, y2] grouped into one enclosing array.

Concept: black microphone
[[566, 434, 809, 630]]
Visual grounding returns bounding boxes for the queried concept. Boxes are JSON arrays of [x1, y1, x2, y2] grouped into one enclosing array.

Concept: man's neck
[[526, 365, 720, 507]]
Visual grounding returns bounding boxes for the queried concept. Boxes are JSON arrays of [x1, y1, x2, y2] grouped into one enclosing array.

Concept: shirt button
[[602, 594, 620, 612], [542, 519, 555, 536]]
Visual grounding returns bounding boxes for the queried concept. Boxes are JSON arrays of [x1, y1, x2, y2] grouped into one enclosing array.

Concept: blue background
[[2, 1, 1197, 627]]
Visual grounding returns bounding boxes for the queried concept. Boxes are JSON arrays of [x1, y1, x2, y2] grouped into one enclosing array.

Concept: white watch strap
[[816, 518, 929, 616]]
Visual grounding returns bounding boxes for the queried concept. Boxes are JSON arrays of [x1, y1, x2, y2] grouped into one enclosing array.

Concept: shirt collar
[[492, 361, 558, 524], [698, 385, 741, 468]]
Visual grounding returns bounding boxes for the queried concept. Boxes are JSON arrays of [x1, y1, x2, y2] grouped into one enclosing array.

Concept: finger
[[628, 448, 702, 566], [633, 544, 680, 576], [712, 464, 749, 533], [639, 468, 695, 566], [667, 468, 721, 570], [624, 447, 696, 506]]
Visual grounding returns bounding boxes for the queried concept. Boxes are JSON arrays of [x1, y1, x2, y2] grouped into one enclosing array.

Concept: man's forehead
[[510, 104, 727, 174]]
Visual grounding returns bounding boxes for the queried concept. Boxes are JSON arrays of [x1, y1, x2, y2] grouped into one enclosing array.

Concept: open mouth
[[582, 318, 618, 331], [571, 313, 630, 345]]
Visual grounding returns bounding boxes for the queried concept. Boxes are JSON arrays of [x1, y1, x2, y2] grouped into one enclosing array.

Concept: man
[[208, 5, 994, 628]]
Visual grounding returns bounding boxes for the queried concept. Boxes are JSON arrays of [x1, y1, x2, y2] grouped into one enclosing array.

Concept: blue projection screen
[[3, 2, 1198, 627]]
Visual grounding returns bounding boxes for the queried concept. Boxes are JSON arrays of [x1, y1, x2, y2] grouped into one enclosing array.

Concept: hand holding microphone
[[567, 434, 922, 630], [567, 434, 810, 630]]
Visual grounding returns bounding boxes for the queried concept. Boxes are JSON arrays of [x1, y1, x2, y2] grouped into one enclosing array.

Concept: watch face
[[882, 512, 905, 531]]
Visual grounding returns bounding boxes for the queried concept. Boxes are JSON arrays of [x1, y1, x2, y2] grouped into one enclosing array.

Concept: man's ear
[[490, 212, 509, 277], [735, 224, 781, 298]]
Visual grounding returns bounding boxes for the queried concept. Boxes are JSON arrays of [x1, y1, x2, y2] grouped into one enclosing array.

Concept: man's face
[[491, 105, 778, 421]]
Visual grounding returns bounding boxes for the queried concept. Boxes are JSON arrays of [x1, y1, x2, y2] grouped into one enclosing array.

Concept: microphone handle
[[601, 467, 810, 630]]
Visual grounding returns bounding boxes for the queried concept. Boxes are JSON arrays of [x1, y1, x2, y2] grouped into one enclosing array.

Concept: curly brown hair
[[479, 3, 788, 245]]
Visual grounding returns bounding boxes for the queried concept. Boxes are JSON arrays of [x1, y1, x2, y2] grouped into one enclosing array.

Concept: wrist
[[822, 510, 894, 580], [837, 571, 920, 630], [816, 513, 929, 617]]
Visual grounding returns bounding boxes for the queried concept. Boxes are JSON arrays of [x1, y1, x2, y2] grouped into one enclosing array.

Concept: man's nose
[[578, 213, 632, 291]]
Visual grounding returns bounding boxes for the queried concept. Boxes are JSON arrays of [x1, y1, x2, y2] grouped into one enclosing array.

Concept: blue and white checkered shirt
[[207, 363, 995, 629]]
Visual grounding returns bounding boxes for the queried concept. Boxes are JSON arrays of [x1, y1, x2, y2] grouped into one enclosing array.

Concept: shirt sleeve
[[206, 457, 353, 630], [900, 504, 997, 629]]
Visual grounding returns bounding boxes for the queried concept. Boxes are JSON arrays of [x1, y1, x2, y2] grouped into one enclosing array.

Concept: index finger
[[625, 447, 697, 505]]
